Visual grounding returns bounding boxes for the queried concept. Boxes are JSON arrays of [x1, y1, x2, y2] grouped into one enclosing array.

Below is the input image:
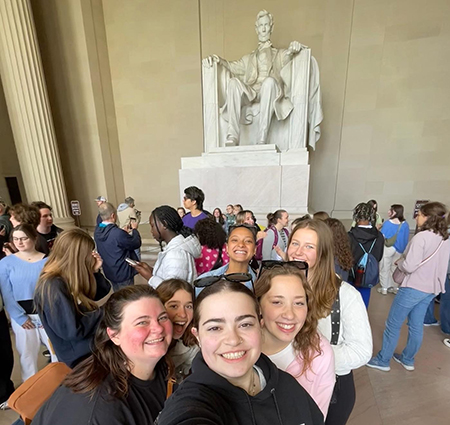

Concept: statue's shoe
[[225, 139, 237, 147]]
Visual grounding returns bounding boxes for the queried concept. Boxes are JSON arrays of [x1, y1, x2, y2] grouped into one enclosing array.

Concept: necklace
[[248, 369, 258, 396]]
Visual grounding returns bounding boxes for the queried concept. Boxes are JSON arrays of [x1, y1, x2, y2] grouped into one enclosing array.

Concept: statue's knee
[[228, 78, 240, 89], [262, 77, 277, 88]]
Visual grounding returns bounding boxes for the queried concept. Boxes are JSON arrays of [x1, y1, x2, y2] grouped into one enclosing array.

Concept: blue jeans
[[376, 287, 435, 366], [440, 275, 450, 334]]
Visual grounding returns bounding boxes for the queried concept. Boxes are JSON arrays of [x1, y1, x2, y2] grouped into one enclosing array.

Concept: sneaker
[[443, 339, 450, 348], [377, 287, 388, 295], [424, 321, 440, 327], [393, 353, 414, 371], [387, 287, 398, 295], [366, 357, 390, 372], [43, 350, 51, 358], [0, 401, 9, 410]]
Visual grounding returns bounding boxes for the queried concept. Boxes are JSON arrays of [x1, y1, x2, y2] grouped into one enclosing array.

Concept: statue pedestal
[[179, 145, 310, 217]]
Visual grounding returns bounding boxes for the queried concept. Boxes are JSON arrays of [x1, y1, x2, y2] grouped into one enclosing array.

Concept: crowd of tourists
[[0, 190, 449, 425]]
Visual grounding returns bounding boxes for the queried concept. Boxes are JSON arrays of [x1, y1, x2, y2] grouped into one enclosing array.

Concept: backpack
[[254, 226, 289, 261], [351, 240, 379, 288]]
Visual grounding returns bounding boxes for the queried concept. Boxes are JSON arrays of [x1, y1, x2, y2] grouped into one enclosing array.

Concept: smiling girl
[[33, 285, 173, 425], [286, 219, 372, 425], [157, 280, 323, 425], [156, 279, 199, 381], [256, 264, 335, 418]]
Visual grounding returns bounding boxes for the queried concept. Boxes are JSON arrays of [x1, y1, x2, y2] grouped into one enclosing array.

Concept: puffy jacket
[[94, 223, 141, 283], [149, 235, 201, 288]]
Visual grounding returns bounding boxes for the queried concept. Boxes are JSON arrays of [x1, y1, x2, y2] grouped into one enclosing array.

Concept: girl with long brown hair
[[255, 263, 335, 418], [367, 202, 450, 373], [33, 285, 173, 425], [156, 279, 199, 381], [34, 229, 112, 368], [285, 218, 372, 425]]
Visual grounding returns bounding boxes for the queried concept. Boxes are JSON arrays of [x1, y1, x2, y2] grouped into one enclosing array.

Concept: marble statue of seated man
[[202, 9, 306, 146]]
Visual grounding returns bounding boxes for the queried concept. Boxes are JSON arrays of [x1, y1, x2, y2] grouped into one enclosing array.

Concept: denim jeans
[[440, 275, 450, 334], [376, 287, 435, 366]]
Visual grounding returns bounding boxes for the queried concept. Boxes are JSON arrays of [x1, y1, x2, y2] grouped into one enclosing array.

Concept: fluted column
[[0, 0, 73, 227]]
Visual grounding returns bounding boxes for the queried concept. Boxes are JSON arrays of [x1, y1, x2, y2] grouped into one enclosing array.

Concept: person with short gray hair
[[94, 203, 141, 290], [117, 196, 141, 229]]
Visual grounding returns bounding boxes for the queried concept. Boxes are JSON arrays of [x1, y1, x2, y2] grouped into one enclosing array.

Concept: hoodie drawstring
[[243, 392, 257, 425], [271, 388, 284, 425]]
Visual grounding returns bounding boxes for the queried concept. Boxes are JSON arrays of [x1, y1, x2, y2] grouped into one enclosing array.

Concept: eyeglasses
[[258, 260, 309, 279], [193, 273, 254, 298], [12, 237, 30, 243]]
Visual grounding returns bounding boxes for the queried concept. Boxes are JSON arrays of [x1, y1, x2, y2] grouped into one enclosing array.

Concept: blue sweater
[[381, 220, 410, 253], [0, 255, 47, 325], [34, 273, 111, 368]]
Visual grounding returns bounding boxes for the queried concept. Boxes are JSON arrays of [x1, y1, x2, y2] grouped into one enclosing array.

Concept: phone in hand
[[125, 257, 138, 266]]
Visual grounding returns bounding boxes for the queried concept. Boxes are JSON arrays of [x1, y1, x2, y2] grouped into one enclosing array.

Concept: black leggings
[[325, 371, 356, 425]]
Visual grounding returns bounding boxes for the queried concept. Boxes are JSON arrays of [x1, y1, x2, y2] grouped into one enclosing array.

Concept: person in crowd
[[34, 229, 112, 368], [194, 218, 229, 275], [290, 214, 311, 231], [262, 209, 289, 260], [325, 218, 354, 282], [0, 199, 13, 260], [197, 224, 258, 282], [116, 196, 141, 229], [225, 204, 236, 228], [348, 203, 384, 308], [236, 210, 266, 231], [94, 202, 141, 290], [157, 280, 323, 425], [7, 203, 49, 255], [213, 207, 227, 232], [285, 218, 372, 425], [33, 285, 173, 425], [233, 204, 243, 215], [313, 211, 329, 221], [256, 263, 335, 418], [367, 202, 450, 372], [378, 204, 410, 295], [94, 196, 107, 225], [177, 207, 186, 218], [0, 291, 15, 409], [367, 200, 383, 229], [156, 279, 198, 381], [31, 201, 63, 250], [0, 224, 57, 382], [182, 186, 208, 229], [133, 206, 201, 288]]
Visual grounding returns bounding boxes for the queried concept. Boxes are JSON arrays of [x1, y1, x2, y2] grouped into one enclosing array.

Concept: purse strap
[[330, 291, 341, 345], [419, 239, 444, 267]]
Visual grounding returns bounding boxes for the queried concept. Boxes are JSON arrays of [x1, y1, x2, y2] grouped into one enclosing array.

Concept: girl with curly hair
[[324, 218, 354, 281], [367, 202, 450, 372], [256, 264, 335, 418]]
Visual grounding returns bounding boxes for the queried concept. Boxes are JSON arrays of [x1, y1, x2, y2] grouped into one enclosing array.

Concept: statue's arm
[[281, 41, 308, 66], [202, 54, 232, 72]]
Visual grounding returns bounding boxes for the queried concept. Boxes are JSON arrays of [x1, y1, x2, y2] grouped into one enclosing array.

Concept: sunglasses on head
[[193, 273, 254, 299], [258, 260, 309, 279]]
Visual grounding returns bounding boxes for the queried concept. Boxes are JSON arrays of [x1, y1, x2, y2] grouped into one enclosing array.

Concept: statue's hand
[[202, 54, 220, 68], [287, 41, 307, 55]]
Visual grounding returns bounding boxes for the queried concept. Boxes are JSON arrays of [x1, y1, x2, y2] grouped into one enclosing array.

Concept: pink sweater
[[194, 245, 229, 276], [398, 230, 450, 295], [268, 335, 335, 418]]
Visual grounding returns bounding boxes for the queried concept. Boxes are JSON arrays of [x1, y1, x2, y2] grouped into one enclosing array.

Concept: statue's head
[[255, 10, 273, 42]]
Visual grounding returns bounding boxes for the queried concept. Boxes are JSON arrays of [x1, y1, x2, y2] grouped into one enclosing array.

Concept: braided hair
[[151, 206, 192, 250], [352, 202, 376, 226]]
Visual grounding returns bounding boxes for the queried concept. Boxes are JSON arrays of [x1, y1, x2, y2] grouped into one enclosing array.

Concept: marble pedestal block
[[179, 145, 310, 217]]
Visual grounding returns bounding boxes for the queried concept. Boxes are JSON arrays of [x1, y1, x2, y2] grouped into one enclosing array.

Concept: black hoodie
[[348, 225, 384, 270], [156, 352, 323, 425]]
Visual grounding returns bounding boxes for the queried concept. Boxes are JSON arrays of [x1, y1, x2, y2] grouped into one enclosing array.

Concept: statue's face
[[255, 15, 272, 42]]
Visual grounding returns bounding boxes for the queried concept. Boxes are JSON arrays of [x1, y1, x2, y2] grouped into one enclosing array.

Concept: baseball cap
[[95, 196, 107, 202]]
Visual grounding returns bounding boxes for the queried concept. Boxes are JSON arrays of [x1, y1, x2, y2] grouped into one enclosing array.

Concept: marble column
[[0, 0, 73, 227]]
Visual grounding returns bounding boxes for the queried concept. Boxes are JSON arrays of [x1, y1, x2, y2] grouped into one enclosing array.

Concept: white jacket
[[318, 282, 373, 376], [149, 235, 201, 288]]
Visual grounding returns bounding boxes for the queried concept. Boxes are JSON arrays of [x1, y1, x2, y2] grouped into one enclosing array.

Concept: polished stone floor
[[1, 288, 448, 425]]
